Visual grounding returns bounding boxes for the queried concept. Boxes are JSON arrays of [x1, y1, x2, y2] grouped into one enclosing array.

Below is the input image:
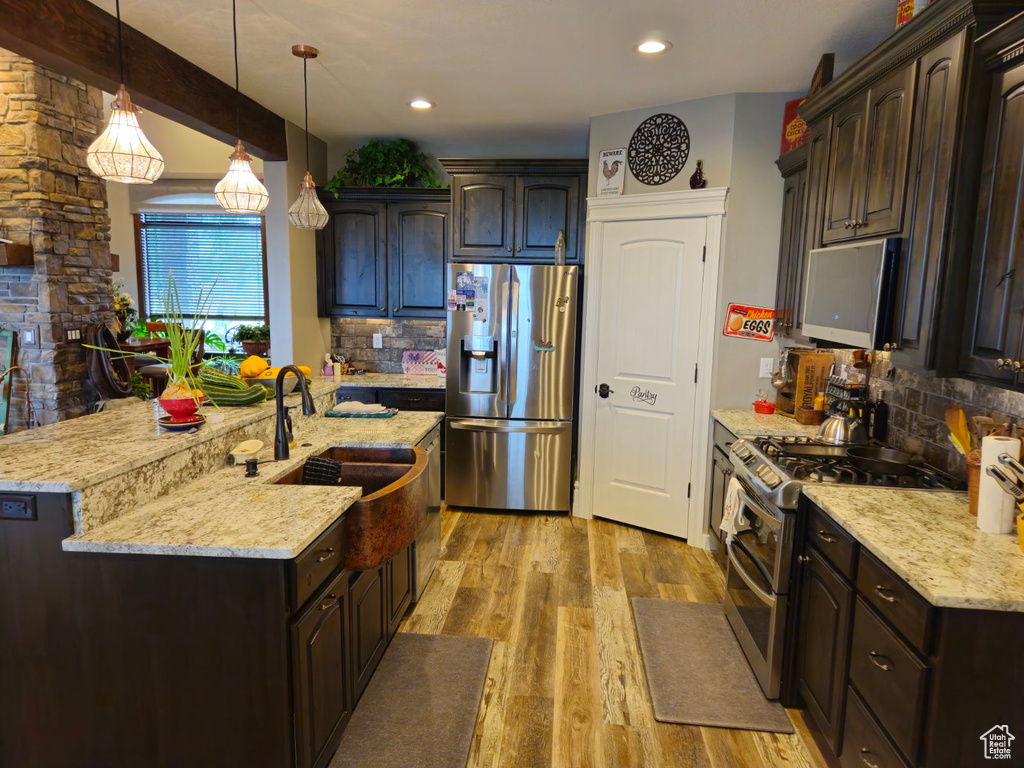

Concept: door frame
[[575, 188, 728, 549]]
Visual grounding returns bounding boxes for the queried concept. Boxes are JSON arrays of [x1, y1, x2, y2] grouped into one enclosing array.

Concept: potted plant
[[230, 323, 270, 356], [111, 280, 138, 342]]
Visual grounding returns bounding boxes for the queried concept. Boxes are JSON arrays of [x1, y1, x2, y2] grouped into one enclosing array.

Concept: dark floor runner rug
[[632, 598, 794, 733], [329, 632, 493, 768]]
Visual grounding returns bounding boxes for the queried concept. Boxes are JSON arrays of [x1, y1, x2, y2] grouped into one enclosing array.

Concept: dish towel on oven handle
[[720, 478, 749, 542]]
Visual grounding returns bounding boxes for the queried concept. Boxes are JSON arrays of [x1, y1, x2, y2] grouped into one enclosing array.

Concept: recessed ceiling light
[[409, 99, 435, 110], [636, 40, 672, 55]]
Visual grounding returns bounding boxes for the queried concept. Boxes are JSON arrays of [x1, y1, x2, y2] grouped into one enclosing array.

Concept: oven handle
[[735, 484, 783, 533], [727, 539, 777, 607]]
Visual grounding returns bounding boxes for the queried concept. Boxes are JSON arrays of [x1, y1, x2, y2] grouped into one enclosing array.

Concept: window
[[136, 212, 267, 340]]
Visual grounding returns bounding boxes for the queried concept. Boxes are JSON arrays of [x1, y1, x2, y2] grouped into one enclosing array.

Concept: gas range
[[729, 435, 961, 510]]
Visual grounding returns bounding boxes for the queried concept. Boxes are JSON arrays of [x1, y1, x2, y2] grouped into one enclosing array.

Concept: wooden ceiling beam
[[0, 0, 288, 161]]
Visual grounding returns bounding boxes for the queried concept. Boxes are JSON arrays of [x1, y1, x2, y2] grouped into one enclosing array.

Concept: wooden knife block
[[776, 350, 834, 417]]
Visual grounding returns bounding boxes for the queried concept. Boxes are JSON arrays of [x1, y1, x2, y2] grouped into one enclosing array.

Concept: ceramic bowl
[[158, 396, 199, 423]]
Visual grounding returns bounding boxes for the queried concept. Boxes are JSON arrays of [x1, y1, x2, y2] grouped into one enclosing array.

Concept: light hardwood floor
[[398, 507, 829, 768]]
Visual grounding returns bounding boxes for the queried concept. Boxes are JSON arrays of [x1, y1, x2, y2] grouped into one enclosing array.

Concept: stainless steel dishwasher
[[411, 424, 442, 602]]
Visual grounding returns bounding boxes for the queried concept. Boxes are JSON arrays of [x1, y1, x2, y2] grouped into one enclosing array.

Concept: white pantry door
[[591, 218, 706, 537]]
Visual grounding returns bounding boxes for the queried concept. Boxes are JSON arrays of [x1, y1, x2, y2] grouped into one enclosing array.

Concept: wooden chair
[[138, 323, 205, 397]]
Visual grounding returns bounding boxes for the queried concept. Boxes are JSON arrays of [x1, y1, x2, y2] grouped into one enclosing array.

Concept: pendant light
[[86, 0, 165, 184], [287, 45, 329, 230], [215, 0, 269, 214]]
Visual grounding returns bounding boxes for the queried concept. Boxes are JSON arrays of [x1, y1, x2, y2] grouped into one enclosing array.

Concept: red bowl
[[159, 396, 199, 423], [752, 400, 777, 414]]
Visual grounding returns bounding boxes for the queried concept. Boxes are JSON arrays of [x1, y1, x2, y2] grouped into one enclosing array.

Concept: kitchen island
[[0, 388, 443, 768]]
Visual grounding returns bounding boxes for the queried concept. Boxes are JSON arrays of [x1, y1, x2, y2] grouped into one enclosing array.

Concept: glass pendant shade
[[215, 140, 269, 214], [287, 171, 329, 230], [86, 85, 165, 184]]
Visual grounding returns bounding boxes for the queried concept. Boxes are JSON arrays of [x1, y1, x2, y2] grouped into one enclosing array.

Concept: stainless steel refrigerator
[[446, 263, 579, 512]]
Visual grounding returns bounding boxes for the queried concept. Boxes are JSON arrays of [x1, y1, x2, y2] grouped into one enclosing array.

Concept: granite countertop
[[334, 373, 444, 390], [804, 486, 1024, 612], [0, 378, 341, 494], [62, 411, 443, 559], [713, 408, 821, 438]]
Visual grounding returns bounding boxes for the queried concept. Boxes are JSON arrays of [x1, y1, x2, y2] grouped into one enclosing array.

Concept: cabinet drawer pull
[[316, 547, 336, 563], [816, 530, 837, 544], [318, 594, 339, 611], [874, 585, 897, 603], [868, 651, 893, 671], [859, 749, 881, 768]]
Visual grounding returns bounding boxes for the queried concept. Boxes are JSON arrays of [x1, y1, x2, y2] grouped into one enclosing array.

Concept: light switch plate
[[372, 333, 383, 349], [67, 328, 81, 342], [760, 357, 774, 378]]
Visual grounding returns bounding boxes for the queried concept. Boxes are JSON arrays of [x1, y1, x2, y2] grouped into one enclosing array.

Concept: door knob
[[597, 383, 613, 399]]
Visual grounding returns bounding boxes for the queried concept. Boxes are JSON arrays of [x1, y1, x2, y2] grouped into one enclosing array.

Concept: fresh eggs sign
[[723, 303, 775, 342]]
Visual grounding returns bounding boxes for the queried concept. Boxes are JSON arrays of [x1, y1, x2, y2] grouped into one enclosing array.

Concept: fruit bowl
[[245, 376, 297, 395], [159, 396, 200, 423]]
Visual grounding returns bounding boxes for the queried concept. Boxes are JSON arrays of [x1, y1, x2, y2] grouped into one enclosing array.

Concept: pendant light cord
[[303, 56, 310, 172], [115, 0, 125, 85], [232, 0, 240, 140]]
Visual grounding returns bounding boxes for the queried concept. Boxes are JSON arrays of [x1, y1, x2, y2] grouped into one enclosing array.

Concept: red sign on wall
[[723, 304, 775, 342]]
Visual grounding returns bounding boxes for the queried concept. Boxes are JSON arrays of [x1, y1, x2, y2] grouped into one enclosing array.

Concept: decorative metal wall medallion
[[628, 113, 690, 185]]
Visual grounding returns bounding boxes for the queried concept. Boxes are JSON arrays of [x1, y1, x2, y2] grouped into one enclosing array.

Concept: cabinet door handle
[[874, 585, 897, 603], [860, 749, 881, 768], [393, 307, 399, 312], [816, 530, 837, 544], [797, 555, 810, 564], [380, 306, 385, 311], [868, 651, 893, 671], [844, 220, 853, 229], [316, 547, 336, 563], [506, 246, 513, 252], [515, 246, 522, 252], [318, 593, 339, 611]]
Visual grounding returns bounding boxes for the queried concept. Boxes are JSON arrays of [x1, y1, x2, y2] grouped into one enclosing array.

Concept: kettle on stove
[[817, 398, 869, 445]]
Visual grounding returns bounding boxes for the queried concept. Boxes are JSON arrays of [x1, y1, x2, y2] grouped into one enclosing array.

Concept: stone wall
[[330, 318, 446, 373], [0, 49, 113, 430]]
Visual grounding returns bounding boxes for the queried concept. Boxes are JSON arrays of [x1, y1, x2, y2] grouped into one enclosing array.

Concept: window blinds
[[138, 212, 266, 320]]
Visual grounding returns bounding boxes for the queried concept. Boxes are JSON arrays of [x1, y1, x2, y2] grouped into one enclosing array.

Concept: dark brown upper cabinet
[[316, 188, 450, 320], [822, 65, 916, 244], [388, 202, 448, 318], [961, 58, 1024, 384], [442, 159, 587, 264], [515, 176, 581, 261], [773, 145, 808, 339], [319, 202, 388, 318], [451, 175, 515, 258], [888, 31, 966, 368]]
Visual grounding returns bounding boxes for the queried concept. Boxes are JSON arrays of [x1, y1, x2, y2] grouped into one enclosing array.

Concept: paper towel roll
[[979, 435, 1022, 534]]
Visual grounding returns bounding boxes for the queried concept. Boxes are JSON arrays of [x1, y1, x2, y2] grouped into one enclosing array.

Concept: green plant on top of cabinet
[[442, 159, 587, 263], [316, 188, 450, 319]]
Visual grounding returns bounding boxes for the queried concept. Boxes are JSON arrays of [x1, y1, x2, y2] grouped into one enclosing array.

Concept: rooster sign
[[598, 148, 626, 196]]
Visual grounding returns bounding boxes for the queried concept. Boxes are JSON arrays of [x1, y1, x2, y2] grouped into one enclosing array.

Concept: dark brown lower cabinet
[[386, 544, 414, 639], [795, 498, 1024, 768], [293, 569, 352, 768], [350, 565, 389, 704], [796, 545, 854, 754]]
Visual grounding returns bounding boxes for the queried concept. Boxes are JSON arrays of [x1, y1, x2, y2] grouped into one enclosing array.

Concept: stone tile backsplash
[[820, 349, 1024, 477], [330, 318, 446, 374]]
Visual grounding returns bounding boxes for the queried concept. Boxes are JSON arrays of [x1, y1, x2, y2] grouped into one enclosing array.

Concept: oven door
[[730, 482, 793, 594], [724, 537, 788, 699]]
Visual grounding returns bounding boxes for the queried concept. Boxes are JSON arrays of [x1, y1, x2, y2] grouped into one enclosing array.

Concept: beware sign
[[723, 304, 775, 342]]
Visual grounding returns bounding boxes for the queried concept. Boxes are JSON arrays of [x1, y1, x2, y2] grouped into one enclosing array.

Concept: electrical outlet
[[372, 333, 383, 349], [20, 326, 38, 348], [760, 357, 774, 378], [0, 494, 35, 521], [67, 328, 81, 342]]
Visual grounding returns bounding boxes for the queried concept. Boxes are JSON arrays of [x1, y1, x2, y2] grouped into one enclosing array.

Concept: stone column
[[0, 48, 113, 430]]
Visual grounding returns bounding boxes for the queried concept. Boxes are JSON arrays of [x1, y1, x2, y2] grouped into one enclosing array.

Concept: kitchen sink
[[275, 446, 428, 571]]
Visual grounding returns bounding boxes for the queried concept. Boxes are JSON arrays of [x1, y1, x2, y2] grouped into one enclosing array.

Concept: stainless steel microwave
[[801, 238, 899, 348]]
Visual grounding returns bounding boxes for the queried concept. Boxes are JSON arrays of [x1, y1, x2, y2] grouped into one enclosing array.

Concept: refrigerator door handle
[[449, 419, 568, 435], [509, 278, 520, 406], [498, 278, 509, 403]]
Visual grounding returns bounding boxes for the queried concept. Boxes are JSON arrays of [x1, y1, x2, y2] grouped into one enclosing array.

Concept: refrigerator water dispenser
[[458, 335, 498, 394]]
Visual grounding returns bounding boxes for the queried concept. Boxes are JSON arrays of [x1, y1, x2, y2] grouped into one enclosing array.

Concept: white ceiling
[[88, 0, 896, 158]]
